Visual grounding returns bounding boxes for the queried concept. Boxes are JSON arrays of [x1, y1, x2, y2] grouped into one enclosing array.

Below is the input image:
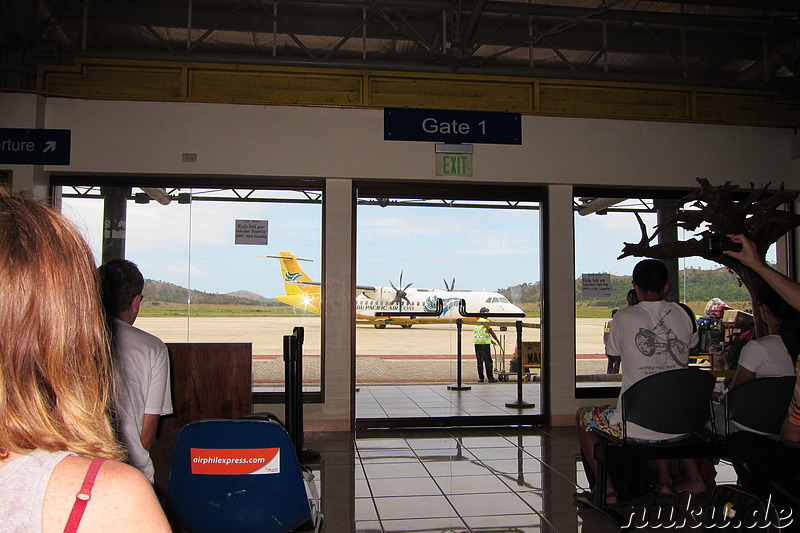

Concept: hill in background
[[143, 280, 279, 306], [499, 266, 754, 309]]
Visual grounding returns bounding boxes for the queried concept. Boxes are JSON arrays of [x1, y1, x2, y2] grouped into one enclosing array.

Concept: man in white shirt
[[99, 259, 173, 484], [576, 259, 698, 505]]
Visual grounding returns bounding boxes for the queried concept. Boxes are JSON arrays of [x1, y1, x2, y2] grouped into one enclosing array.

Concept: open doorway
[[354, 184, 543, 427]]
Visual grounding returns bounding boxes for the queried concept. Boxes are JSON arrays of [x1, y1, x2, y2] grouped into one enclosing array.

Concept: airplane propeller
[[390, 271, 413, 311], [443, 277, 456, 291]]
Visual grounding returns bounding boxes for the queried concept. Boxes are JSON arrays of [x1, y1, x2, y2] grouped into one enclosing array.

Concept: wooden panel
[[694, 91, 797, 126], [368, 76, 531, 112], [40, 63, 183, 99], [36, 58, 800, 127], [188, 68, 362, 105], [159, 342, 252, 435], [538, 83, 690, 120]]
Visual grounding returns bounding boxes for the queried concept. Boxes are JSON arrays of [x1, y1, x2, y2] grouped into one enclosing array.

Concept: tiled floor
[[356, 383, 542, 420], [304, 426, 739, 533]]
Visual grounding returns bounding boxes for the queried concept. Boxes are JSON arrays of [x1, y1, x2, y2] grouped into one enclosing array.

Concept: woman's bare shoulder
[[44, 456, 171, 533]]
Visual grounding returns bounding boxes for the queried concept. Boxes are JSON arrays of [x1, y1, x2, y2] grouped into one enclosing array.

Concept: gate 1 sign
[[582, 273, 611, 298], [235, 220, 268, 245], [384, 108, 521, 145]]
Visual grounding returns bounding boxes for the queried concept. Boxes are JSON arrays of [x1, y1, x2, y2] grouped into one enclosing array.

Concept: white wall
[[4, 93, 799, 427], [0, 93, 49, 197], [35, 97, 799, 188]]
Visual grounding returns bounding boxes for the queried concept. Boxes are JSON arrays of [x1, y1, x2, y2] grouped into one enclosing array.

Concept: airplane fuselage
[[355, 287, 524, 321]]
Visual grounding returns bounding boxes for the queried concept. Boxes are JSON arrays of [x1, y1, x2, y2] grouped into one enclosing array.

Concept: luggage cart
[[493, 336, 506, 376]]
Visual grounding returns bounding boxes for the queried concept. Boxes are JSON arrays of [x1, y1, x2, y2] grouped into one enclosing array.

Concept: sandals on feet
[[655, 484, 676, 506]]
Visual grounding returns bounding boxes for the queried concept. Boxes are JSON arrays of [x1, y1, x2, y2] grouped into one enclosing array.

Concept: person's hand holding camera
[[723, 234, 761, 268]]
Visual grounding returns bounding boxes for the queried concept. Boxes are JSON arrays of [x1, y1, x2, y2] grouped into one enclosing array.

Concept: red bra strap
[[63, 457, 106, 533]]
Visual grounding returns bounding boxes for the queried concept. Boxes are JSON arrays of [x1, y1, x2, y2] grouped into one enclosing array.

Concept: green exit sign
[[436, 153, 473, 176]]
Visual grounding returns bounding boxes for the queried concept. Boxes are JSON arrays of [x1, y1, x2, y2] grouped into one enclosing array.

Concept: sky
[[61, 189, 769, 300]]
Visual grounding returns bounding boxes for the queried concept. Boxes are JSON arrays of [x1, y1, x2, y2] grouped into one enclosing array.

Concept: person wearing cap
[[474, 307, 500, 382]]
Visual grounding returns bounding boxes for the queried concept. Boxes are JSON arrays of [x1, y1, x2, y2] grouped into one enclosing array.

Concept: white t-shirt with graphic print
[[606, 300, 699, 440]]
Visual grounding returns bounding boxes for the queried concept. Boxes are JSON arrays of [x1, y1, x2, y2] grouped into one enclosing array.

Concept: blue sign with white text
[[384, 108, 521, 145], [0, 128, 71, 165]]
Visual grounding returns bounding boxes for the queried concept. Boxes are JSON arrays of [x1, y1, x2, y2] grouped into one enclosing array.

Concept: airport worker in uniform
[[474, 307, 500, 382]]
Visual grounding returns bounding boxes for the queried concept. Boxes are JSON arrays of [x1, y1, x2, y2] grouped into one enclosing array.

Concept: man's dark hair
[[98, 258, 144, 317], [631, 259, 668, 293]]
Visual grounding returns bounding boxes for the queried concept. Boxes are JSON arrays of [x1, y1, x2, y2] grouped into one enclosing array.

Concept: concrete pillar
[[544, 184, 594, 425], [305, 178, 355, 432], [101, 187, 130, 263]]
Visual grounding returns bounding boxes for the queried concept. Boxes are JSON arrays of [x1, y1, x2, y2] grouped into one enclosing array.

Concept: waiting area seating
[[167, 418, 322, 533], [721, 375, 795, 437], [577, 369, 800, 528], [578, 368, 719, 524]]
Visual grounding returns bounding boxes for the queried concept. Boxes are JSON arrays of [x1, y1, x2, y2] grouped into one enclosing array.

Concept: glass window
[[60, 186, 322, 397], [573, 194, 778, 395]]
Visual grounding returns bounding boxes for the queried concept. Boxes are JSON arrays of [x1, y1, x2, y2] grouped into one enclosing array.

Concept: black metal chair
[[721, 375, 799, 521], [580, 367, 719, 525], [723, 375, 796, 437]]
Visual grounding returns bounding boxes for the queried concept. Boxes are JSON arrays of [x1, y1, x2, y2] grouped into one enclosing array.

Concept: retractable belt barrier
[[283, 327, 320, 462]]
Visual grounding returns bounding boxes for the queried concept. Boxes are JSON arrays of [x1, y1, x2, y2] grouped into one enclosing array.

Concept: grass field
[[139, 299, 753, 319], [138, 301, 314, 317]]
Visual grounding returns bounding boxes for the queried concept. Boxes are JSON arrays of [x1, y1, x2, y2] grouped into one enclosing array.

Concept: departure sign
[[384, 108, 521, 145], [0, 128, 71, 165]]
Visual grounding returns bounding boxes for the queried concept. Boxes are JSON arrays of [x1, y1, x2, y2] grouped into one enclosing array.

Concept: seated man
[[575, 259, 698, 505]]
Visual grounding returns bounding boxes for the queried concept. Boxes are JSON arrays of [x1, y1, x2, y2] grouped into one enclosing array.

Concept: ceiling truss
[[1, 1, 798, 93]]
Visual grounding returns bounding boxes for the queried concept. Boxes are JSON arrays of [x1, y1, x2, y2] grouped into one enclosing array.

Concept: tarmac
[[137, 315, 613, 386]]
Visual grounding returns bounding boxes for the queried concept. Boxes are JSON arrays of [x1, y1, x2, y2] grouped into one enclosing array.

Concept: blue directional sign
[[0, 128, 71, 165], [384, 108, 521, 145]]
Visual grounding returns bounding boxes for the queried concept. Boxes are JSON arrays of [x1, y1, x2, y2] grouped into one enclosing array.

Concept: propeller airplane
[[265, 252, 526, 328]]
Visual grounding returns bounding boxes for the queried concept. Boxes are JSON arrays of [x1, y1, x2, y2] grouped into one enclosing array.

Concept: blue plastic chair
[[168, 418, 320, 533]]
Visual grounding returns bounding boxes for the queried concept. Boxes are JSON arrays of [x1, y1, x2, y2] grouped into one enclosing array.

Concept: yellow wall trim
[[38, 58, 800, 127]]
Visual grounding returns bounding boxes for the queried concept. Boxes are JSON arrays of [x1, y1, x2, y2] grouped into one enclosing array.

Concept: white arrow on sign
[[43, 141, 56, 153]]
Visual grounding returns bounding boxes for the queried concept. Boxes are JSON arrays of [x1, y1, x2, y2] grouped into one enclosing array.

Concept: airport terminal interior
[[3, 1, 800, 531]]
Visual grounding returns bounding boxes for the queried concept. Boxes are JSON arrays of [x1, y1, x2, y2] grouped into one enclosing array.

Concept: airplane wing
[[285, 280, 375, 292]]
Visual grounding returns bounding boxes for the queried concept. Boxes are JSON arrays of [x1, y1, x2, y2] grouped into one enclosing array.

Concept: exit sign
[[436, 153, 472, 176]]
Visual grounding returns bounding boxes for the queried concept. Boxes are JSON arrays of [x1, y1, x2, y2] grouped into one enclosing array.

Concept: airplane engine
[[367, 287, 397, 302]]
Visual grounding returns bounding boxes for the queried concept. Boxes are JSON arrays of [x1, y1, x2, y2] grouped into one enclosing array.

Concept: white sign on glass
[[235, 220, 268, 245]]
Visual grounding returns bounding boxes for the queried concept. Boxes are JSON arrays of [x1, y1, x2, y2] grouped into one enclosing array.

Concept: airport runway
[[136, 316, 610, 384]]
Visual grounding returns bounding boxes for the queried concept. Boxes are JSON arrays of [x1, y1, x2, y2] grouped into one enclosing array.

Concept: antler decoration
[[618, 178, 800, 336]]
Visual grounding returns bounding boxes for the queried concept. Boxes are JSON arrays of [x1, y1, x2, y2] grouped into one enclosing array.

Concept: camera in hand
[[707, 234, 742, 254]]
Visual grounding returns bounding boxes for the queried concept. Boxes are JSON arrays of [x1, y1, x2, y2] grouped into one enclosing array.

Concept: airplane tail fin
[[274, 252, 316, 296], [263, 252, 321, 314]]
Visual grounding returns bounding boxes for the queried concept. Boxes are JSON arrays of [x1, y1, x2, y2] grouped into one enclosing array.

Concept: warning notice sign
[[190, 448, 281, 475]]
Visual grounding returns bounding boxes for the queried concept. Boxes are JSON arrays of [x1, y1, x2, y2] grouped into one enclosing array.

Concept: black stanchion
[[447, 319, 471, 391], [283, 334, 297, 443], [283, 327, 320, 462], [505, 320, 535, 409]]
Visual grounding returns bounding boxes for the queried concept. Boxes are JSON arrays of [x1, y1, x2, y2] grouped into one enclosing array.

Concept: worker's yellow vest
[[474, 319, 492, 344]]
